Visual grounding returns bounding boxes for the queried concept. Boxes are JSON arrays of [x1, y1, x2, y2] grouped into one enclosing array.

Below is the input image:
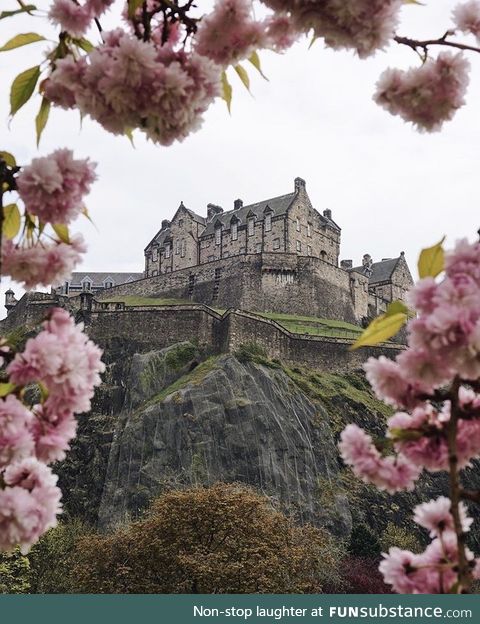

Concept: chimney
[[234, 199, 243, 210], [207, 203, 223, 221], [362, 253, 373, 268], [323, 209, 332, 219], [294, 177, 306, 192], [161, 219, 170, 229], [400, 251, 405, 258], [340, 259, 353, 270], [5, 289, 17, 314]]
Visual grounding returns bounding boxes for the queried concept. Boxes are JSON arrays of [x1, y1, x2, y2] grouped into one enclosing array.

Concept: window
[[296, 240, 301, 252], [82, 281, 91, 292], [307, 223, 312, 237], [320, 250, 327, 261], [178, 219, 184, 227], [152, 247, 158, 262], [105, 281, 113, 289], [181, 239, 186, 257], [175, 239, 180, 255], [151, 270, 158, 277], [265, 213, 272, 232], [248, 217, 255, 236], [231, 221, 238, 241], [165, 243, 171, 258], [215, 226, 221, 246], [296, 217, 300, 232], [64, 281, 69, 295], [307, 245, 312, 256], [255, 243, 262, 253], [273, 238, 280, 250]]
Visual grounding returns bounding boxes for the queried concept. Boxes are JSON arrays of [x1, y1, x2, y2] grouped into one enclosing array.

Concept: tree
[[71, 483, 344, 593]]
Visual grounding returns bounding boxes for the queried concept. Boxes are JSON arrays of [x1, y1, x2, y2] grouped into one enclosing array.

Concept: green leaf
[[385, 300, 409, 316], [35, 97, 50, 146], [0, 382, 16, 397], [418, 237, 445, 279], [0, 151, 16, 167], [404, 0, 424, 5], [0, 5, 36, 20], [52, 223, 70, 244], [350, 312, 407, 350], [248, 51, 268, 80], [124, 127, 135, 147], [3, 203, 21, 239], [10, 65, 40, 116], [73, 37, 94, 53], [0, 32, 45, 52], [221, 71, 232, 113], [234, 64, 250, 92], [128, 0, 144, 18]]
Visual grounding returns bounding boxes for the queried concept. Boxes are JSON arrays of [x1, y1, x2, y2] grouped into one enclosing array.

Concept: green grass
[[257, 311, 363, 339]]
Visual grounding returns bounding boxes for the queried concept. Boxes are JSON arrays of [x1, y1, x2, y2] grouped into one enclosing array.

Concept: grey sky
[[1, 0, 479, 317]]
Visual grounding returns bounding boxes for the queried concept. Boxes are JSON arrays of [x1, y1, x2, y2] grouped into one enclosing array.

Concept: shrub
[[0, 549, 30, 594]]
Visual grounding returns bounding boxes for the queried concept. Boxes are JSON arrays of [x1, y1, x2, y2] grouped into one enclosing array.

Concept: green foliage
[[351, 310, 407, 350], [0, 32, 45, 52], [5, 325, 29, 350], [234, 341, 269, 364], [71, 483, 344, 593], [10, 65, 40, 116], [348, 523, 381, 558], [221, 71, 232, 113], [418, 237, 445, 279], [0, 549, 30, 594], [380, 522, 422, 554], [0, 5, 36, 20], [2, 203, 21, 239], [164, 342, 197, 371], [28, 519, 90, 594], [35, 97, 50, 146]]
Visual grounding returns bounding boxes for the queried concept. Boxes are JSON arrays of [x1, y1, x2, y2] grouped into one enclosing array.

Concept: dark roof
[[66, 272, 144, 287], [201, 192, 296, 237], [351, 257, 400, 284], [185, 207, 206, 225]]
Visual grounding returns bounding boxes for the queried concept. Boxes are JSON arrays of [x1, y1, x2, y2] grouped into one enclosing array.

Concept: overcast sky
[[1, 0, 479, 317]]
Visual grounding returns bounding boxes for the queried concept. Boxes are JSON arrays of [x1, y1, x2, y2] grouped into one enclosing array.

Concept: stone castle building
[[34, 177, 412, 325]]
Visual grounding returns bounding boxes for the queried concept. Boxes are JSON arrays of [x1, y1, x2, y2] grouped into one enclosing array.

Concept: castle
[[49, 176, 412, 323]]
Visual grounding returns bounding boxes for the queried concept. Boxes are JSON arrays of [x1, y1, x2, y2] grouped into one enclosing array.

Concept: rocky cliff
[[56, 337, 476, 552]]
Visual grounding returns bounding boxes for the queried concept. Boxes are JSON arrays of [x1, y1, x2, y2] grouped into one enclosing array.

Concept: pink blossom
[[7, 308, 105, 417], [413, 496, 473, 537], [339, 424, 421, 493], [374, 52, 470, 132], [0, 459, 61, 553], [49, 0, 92, 37], [453, 1, 480, 40], [86, 0, 114, 17], [406, 277, 439, 315], [264, 14, 299, 52], [195, 0, 268, 66], [445, 238, 480, 282], [17, 148, 97, 224], [262, 0, 402, 58], [46, 30, 222, 145], [2, 235, 86, 290], [30, 405, 77, 464], [363, 355, 427, 409], [0, 396, 34, 469], [379, 548, 426, 594]]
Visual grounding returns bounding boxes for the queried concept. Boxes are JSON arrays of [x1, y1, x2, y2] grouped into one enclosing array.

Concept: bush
[[380, 522, 422, 554], [28, 519, 90, 593], [0, 549, 30, 594], [71, 483, 343, 593], [348, 523, 381, 558], [334, 556, 391, 594]]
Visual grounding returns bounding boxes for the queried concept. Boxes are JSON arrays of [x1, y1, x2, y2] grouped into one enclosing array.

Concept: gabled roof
[[184, 207, 206, 225], [65, 272, 144, 287], [351, 257, 401, 284], [201, 192, 296, 237]]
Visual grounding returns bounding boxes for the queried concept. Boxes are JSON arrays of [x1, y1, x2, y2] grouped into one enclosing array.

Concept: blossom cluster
[[2, 149, 94, 290], [0, 308, 105, 552], [340, 236, 480, 592], [453, 0, 480, 42], [49, 0, 114, 38], [45, 29, 222, 146], [261, 0, 403, 58], [374, 52, 470, 132], [380, 497, 479, 593]]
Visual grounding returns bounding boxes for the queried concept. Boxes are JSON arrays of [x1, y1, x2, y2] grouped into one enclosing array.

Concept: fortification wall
[[0, 292, 60, 333], [96, 252, 370, 321]]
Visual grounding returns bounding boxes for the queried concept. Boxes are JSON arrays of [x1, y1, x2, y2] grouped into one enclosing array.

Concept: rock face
[[97, 350, 351, 535]]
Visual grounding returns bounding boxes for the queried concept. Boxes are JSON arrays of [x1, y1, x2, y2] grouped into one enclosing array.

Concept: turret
[[5, 288, 17, 314]]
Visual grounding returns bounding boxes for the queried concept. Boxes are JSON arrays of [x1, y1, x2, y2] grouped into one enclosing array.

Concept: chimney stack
[[161, 219, 170, 229], [234, 199, 243, 210], [340, 259, 353, 270], [362, 253, 373, 268], [207, 203, 224, 221], [323, 209, 332, 219], [294, 177, 306, 192]]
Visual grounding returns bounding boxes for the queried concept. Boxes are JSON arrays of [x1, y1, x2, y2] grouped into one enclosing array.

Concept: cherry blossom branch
[[460, 489, 480, 505], [446, 377, 472, 592], [394, 34, 480, 56]]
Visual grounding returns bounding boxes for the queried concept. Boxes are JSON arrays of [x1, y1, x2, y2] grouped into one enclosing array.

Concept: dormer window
[[248, 217, 255, 236], [181, 239, 186, 257], [64, 281, 70, 295], [152, 247, 158, 262], [175, 239, 180, 255], [296, 217, 301, 232], [215, 226, 222, 246], [82, 279, 92, 292], [307, 223, 312, 237], [264, 213, 272, 232], [165, 243, 171, 258], [231, 221, 238, 241]]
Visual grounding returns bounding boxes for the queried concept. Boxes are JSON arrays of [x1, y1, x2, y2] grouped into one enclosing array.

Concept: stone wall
[[0, 292, 61, 333], [97, 252, 373, 321]]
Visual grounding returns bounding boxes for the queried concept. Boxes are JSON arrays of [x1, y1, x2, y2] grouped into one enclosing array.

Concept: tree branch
[[395, 35, 480, 56]]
